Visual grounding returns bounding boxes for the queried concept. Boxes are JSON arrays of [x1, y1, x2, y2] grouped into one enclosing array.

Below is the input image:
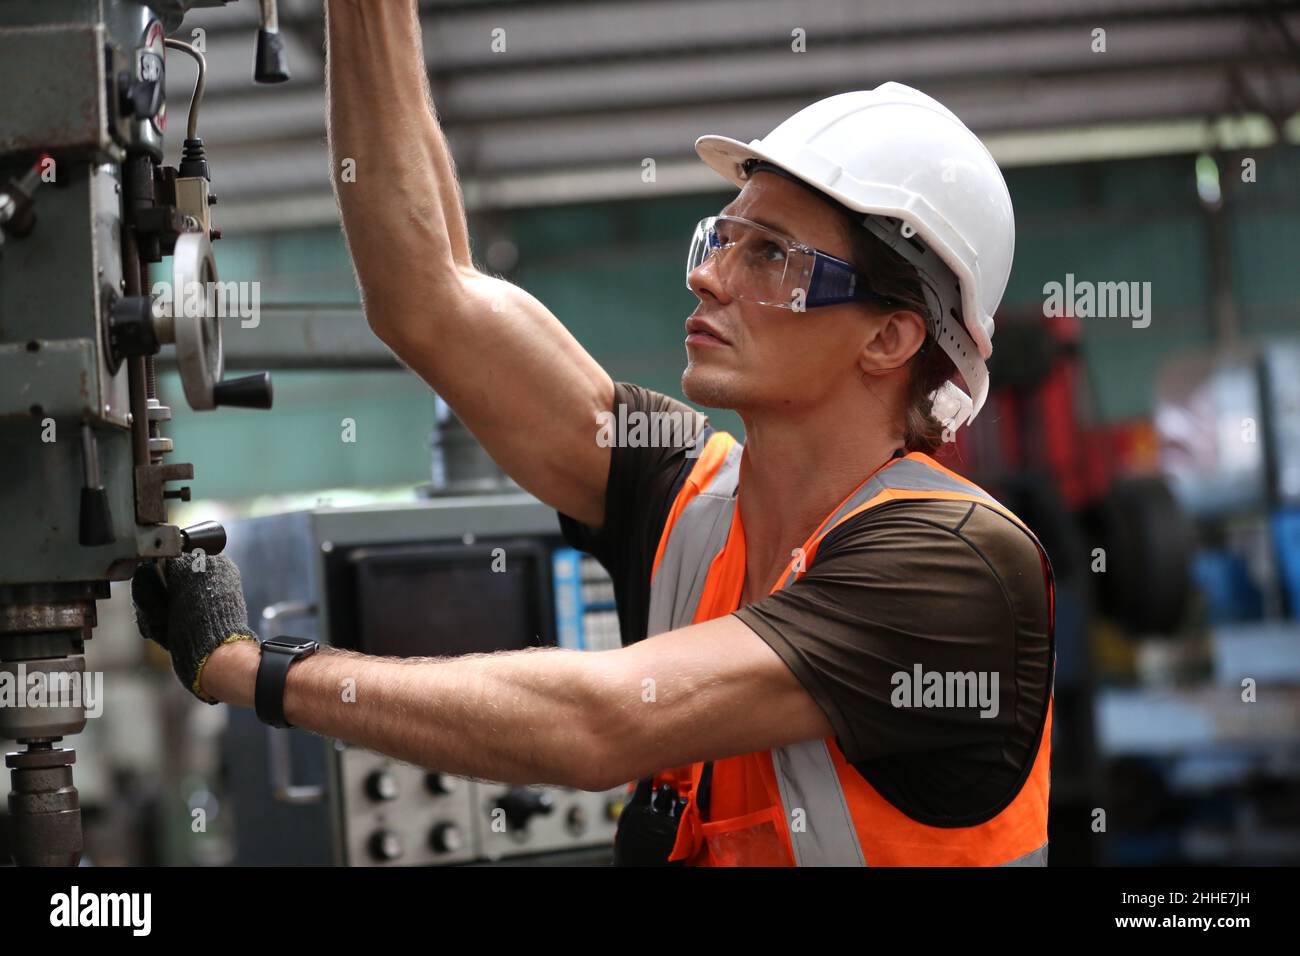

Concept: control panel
[[338, 755, 478, 867], [337, 549, 627, 866], [340, 750, 626, 866], [224, 497, 632, 866]]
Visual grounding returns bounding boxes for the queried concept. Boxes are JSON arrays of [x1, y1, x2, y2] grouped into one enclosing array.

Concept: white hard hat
[[694, 82, 1015, 435]]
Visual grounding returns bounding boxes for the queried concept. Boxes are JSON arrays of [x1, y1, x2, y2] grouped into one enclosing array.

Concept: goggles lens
[[686, 215, 816, 308]]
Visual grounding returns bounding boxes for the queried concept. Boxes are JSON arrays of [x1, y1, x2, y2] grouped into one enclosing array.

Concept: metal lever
[[0, 157, 44, 242], [254, 0, 290, 84], [261, 599, 322, 804], [180, 520, 226, 555], [78, 425, 114, 546], [214, 372, 274, 409]]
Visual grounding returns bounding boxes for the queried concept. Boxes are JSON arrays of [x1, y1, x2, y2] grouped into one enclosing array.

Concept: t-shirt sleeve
[[557, 382, 711, 644], [733, 498, 1052, 826]]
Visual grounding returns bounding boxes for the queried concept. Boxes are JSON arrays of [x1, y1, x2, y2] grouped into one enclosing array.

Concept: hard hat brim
[[694, 134, 777, 189]]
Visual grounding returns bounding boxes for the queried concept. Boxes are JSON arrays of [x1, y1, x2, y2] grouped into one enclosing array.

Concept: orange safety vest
[[644, 430, 1055, 866]]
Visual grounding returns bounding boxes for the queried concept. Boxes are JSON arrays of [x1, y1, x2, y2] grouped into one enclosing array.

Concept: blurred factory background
[[4, 0, 1300, 867]]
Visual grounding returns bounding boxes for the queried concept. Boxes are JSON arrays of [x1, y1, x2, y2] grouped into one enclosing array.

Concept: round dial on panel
[[425, 772, 459, 796], [429, 822, 464, 854], [368, 829, 403, 862], [366, 769, 399, 802], [494, 788, 555, 832]]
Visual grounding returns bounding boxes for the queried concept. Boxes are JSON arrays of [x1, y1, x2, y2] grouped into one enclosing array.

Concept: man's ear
[[857, 308, 928, 375]]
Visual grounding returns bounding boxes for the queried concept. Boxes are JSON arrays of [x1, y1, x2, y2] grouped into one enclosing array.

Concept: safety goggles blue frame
[[686, 214, 900, 310]]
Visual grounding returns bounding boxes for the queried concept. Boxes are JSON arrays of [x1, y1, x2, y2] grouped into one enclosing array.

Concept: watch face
[[264, 636, 318, 654]]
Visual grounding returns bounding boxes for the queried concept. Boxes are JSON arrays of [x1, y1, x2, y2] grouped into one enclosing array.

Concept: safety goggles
[[686, 214, 898, 311]]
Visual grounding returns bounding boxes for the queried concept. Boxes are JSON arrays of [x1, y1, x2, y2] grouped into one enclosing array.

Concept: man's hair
[[839, 221, 957, 454]]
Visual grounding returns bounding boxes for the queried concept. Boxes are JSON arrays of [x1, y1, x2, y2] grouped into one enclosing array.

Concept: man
[[133, 2, 1053, 866]]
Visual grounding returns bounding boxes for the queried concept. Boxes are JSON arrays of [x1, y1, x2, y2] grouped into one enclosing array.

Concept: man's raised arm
[[324, 1, 614, 527]]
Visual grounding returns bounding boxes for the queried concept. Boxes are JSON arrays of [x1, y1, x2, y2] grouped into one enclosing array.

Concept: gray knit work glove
[[131, 554, 259, 703]]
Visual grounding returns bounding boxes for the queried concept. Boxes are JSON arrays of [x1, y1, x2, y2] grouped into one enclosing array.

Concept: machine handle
[[180, 520, 226, 555], [260, 599, 322, 804], [78, 426, 115, 546], [254, 30, 289, 83], [213, 372, 273, 410], [254, 0, 290, 83]]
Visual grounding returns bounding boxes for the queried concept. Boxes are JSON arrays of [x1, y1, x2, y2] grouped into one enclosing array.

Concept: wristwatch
[[255, 635, 319, 729]]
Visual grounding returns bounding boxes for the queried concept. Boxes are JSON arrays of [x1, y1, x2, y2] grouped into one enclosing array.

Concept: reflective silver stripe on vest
[[771, 739, 866, 866], [649, 448, 1044, 866], [646, 439, 743, 637], [1000, 842, 1049, 866]]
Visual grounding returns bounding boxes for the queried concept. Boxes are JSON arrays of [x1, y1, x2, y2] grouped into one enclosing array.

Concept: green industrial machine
[[0, 0, 285, 866]]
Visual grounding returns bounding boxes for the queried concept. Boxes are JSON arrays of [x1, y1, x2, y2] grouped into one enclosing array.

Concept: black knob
[[254, 29, 290, 84], [429, 822, 464, 854], [79, 488, 114, 546], [107, 295, 160, 369], [213, 373, 273, 410], [368, 829, 402, 862], [180, 520, 226, 555], [365, 769, 399, 802], [118, 73, 162, 120], [425, 772, 459, 796], [495, 788, 554, 832]]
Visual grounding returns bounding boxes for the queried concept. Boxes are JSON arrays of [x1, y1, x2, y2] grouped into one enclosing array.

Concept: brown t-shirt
[[559, 382, 1053, 826]]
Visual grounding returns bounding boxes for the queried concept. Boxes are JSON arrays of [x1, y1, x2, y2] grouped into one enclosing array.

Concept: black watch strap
[[255, 637, 318, 729]]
